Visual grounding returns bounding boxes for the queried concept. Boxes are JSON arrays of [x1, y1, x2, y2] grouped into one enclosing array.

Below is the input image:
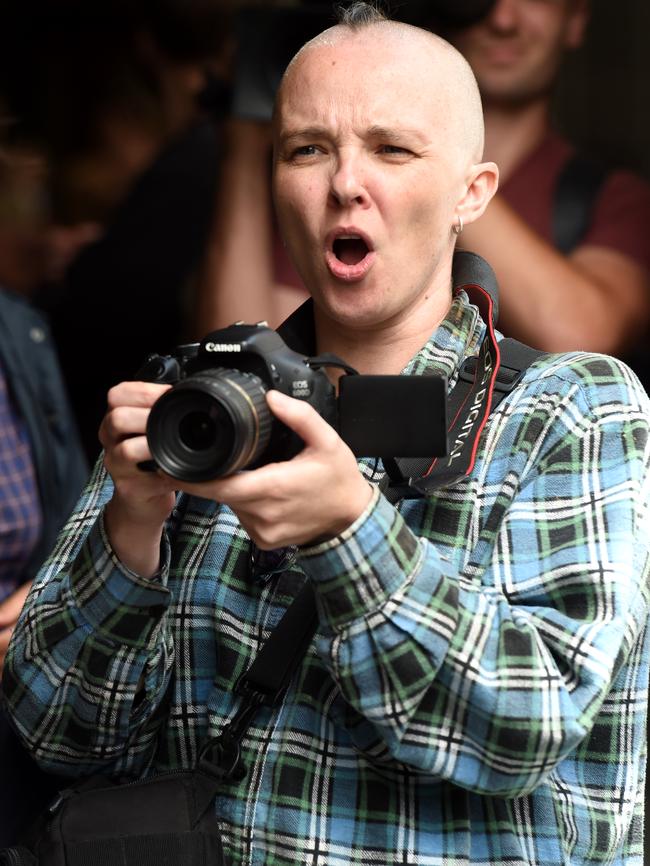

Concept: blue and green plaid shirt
[[4, 292, 650, 865]]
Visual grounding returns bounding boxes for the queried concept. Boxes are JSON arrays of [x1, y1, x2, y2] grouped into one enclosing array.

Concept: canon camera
[[138, 322, 448, 482]]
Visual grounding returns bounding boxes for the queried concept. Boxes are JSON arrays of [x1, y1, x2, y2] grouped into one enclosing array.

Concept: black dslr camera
[[138, 322, 447, 482]]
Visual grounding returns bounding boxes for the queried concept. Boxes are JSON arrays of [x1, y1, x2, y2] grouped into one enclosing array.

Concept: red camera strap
[[382, 280, 502, 499]]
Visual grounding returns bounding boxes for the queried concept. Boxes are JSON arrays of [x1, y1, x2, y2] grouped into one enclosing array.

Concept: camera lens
[[146, 368, 272, 481], [178, 410, 219, 452]]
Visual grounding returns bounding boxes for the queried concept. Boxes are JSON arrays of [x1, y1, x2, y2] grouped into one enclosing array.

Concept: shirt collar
[[277, 290, 487, 388]]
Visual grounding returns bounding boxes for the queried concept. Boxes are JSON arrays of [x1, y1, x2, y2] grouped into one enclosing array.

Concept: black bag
[[2, 768, 225, 866]]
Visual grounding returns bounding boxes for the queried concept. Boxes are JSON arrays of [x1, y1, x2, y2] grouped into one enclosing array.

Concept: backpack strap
[[553, 152, 609, 254], [489, 338, 546, 413]]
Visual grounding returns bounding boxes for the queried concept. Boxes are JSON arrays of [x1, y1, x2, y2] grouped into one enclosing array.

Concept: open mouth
[[333, 235, 370, 265], [325, 229, 376, 282]]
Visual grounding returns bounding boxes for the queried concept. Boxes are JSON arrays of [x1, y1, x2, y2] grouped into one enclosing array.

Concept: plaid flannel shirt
[[4, 292, 650, 865]]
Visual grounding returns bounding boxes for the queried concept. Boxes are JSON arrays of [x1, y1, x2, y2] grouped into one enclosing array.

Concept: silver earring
[[453, 215, 464, 235]]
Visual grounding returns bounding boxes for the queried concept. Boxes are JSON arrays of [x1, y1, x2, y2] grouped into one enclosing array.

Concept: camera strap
[[380, 280, 499, 501], [382, 274, 545, 502]]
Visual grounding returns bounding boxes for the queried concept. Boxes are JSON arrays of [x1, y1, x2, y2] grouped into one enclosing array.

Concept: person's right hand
[[99, 381, 177, 576]]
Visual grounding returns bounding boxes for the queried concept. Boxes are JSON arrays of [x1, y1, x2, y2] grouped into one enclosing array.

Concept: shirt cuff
[[299, 488, 423, 631], [68, 511, 172, 648]]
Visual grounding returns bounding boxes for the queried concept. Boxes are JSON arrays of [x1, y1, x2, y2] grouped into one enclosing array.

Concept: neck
[[482, 96, 551, 184], [313, 285, 452, 377]]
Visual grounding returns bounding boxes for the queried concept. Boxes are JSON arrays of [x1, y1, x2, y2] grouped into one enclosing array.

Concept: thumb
[[265, 389, 337, 450]]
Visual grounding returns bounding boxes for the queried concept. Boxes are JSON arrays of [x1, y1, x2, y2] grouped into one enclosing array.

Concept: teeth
[[337, 234, 361, 240]]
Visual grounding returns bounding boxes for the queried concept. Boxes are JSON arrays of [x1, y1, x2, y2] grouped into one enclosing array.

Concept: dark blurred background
[[552, 0, 650, 181]]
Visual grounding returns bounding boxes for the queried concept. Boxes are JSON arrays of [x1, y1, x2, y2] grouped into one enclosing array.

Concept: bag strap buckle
[[199, 687, 267, 782]]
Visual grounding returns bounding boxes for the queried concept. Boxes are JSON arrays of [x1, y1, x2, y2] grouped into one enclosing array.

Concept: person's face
[[449, 0, 588, 106], [272, 34, 471, 332]]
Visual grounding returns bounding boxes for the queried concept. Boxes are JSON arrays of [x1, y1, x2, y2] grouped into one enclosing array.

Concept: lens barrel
[[146, 368, 272, 481]]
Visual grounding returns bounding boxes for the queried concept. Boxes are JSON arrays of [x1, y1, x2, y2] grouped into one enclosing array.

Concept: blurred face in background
[[449, 0, 589, 107]]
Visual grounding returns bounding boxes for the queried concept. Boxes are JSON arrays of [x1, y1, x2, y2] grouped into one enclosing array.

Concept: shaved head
[[271, 4, 498, 336], [276, 17, 486, 165]]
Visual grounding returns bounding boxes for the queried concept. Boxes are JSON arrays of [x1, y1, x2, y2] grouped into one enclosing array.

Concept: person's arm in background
[[461, 190, 650, 355], [193, 119, 307, 333], [0, 283, 90, 677]]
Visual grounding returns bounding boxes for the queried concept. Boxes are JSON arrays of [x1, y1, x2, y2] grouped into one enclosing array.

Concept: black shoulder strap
[[490, 338, 546, 412], [199, 581, 318, 781], [553, 152, 609, 254]]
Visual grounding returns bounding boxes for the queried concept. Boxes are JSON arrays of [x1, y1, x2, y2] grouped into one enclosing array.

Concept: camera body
[[139, 323, 338, 482], [139, 322, 448, 483]]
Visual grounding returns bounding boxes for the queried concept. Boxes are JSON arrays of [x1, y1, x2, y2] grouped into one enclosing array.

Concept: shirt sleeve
[[300, 359, 650, 798], [2, 457, 175, 778]]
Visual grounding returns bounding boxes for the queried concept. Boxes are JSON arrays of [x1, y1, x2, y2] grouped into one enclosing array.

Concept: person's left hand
[[177, 389, 374, 549], [0, 580, 32, 675]]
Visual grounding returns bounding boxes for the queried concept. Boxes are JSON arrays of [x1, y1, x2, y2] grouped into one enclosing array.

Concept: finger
[[99, 406, 153, 447], [106, 381, 171, 411], [265, 390, 338, 450], [104, 439, 177, 495], [177, 465, 278, 505], [108, 434, 154, 465]]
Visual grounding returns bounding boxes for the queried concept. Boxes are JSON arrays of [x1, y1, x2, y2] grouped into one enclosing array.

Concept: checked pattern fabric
[[4, 292, 650, 866]]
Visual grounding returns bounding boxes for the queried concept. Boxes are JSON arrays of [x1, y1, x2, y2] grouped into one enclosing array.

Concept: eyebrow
[[366, 126, 428, 145], [279, 125, 429, 146], [279, 126, 330, 145]]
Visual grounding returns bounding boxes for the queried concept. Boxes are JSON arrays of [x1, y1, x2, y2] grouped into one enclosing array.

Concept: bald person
[[4, 4, 649, 865]]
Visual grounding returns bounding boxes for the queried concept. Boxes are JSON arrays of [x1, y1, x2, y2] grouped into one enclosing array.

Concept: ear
[[456, 161, 499, 227], [565, 0, 590, 50]]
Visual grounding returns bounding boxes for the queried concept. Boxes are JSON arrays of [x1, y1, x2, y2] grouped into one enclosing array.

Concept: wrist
[[301, 482, 376, 549], [104, 496, 168, 578]]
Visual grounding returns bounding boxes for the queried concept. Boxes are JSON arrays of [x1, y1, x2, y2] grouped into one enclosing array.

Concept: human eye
[[288, 144, 321, 160], [377, 143, 413, 158]]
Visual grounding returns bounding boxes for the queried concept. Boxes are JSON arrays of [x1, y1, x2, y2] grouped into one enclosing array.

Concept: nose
[[329, 153, 370, 209], [485, 0, 519, 33]]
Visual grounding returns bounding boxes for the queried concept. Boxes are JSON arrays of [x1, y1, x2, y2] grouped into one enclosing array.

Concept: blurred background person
[[0, 146, 88, 847], [0, 146, 90, 669], [444, 0, 650, 373], [0, 0, 233, 463]]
